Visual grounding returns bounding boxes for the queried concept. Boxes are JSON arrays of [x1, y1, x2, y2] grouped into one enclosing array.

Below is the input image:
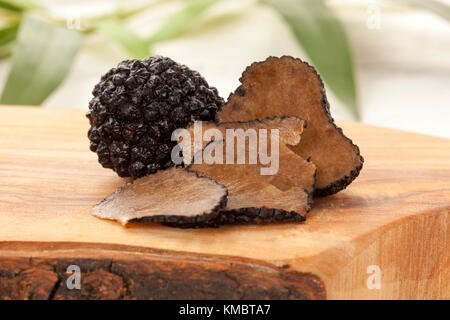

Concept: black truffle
[[86, 56, 224, 178]]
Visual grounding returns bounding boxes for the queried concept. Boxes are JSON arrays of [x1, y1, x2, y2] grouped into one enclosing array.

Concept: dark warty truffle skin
[[86, 56, 224, 178]]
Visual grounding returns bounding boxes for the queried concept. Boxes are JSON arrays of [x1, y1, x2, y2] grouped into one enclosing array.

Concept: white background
[[1, 0, 449, 138]]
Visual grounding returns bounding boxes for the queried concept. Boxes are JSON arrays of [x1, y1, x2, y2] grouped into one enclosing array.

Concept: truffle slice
[[92, 167, 227, 227], [187, 117, 316, 225], [180, 116, 306, 162], [217, 56, 363, 196]]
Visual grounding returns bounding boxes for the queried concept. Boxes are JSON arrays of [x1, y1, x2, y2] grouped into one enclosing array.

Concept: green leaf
[[0, 0, 37, 12], [0, 15, 82, 106], [0, 23, 19, 59], [148, 0, 221, 44], [0, 23, 18, 47], [262, 0, 359, 119], [95, 18, 150, 59]]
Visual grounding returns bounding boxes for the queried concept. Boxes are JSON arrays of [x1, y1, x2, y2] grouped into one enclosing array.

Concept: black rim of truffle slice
[[217, 56, 363, 196], [186, 117, 317, 226], [92, 167, 228, 228], [86, 55, 224, 178], [214, 207, 307, 225]]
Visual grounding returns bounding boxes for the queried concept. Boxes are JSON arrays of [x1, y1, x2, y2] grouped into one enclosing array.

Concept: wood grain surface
[[0, 106, 449, 299]]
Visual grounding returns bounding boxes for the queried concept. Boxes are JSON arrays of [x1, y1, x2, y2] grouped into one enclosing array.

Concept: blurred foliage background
[[0, 0, 449, 130]]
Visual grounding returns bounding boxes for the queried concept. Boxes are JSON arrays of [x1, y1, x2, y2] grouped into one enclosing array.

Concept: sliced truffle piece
[[189, 142, 315, 225], [179, 116, 306, 164], [217, 56, 363, 196], [92, 167, 227, 227], [186, 117, 316, 225]]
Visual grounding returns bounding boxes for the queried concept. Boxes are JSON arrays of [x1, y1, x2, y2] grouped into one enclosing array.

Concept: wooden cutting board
[[0, 106, 448, 300]]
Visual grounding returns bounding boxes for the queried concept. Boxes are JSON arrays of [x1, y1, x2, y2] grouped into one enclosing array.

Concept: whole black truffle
[[86, 56, 224, 178]]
